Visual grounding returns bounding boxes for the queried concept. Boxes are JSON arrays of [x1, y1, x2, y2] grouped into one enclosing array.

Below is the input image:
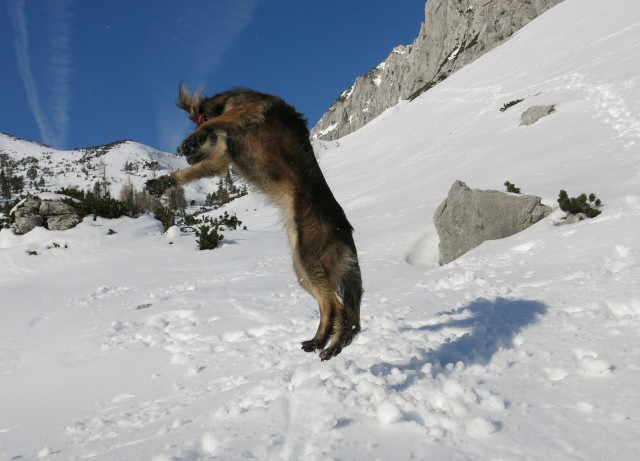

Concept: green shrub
[[57, 187, 141, 220], [504, 181, 521, 194], [1, 197, 21, 228], [192, 211, 245, 250], [195, 223, 224, 250], [154, 206, 176, 232], [215, 211, 245, 231], [558, 190, 602, 218], [500, 98, 524, 112]]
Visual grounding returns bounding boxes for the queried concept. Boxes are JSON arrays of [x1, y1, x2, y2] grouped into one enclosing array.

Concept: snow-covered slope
[[0, 135, 217, 204], [1, 0, 639, 459]]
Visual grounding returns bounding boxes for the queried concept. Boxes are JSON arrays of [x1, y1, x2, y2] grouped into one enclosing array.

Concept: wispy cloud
[[8, 0, 74, 149], [152, 0, 263, 152]]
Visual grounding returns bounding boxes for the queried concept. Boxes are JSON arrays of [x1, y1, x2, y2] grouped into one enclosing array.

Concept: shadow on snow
[[370, 297, 547, 390]]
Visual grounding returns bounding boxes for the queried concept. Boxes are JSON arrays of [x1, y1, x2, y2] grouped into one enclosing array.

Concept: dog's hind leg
[[294, 252, 334, 352], [318, 295, 347, 361], [317, 243, 362, 361], [300, 295, 335, 353]]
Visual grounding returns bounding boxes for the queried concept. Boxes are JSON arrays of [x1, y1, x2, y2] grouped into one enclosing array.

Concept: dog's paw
[[301, 339, 319, 353], [145, 176, 176, 197], [301, 338, 327, 353], [319, 345, 342, 361], [177, 131, 215, 159]]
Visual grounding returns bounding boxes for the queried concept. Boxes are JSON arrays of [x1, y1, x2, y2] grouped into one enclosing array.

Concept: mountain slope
[[0, 134, 220, 204], [1, 0, 640, 459], [311, 0, 564, 140]]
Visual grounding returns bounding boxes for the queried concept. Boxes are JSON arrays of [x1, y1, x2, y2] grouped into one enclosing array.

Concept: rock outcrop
[[520, 105, 556, 126], [434, 180, 552, 265], [312, 0, 565, 140], [13, 197, 81, 234]]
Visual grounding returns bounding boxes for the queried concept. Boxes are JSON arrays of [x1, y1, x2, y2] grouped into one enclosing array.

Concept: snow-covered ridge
[[0, 133, 217, 204]]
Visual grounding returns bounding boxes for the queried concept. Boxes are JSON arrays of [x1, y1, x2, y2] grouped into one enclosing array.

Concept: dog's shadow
[[370, 297, 547, 390]]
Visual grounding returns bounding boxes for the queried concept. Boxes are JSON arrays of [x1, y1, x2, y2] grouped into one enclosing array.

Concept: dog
[[146, 84, 362, 361]]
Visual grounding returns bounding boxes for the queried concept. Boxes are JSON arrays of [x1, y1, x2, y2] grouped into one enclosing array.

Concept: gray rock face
[[14, 197, 81, 234], [312, 0, 564, 140], [434, 181, 552, 265], [520, 105, 556, 126]]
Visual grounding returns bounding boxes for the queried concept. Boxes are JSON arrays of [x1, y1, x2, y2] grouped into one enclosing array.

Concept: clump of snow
[[37, 447, 52, 458], [376, 399, 403, 425], [466, 416, 497, 439], [313, 122, 339, 138], [447, 44, 461, 61], [340, 85, 355, 100]]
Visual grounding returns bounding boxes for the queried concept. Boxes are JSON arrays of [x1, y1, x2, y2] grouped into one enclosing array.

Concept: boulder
[[13, 198, 44, 234], [13, 196, 81, 234], [520, 105, 556, 126], [434, 180, 552, 264]]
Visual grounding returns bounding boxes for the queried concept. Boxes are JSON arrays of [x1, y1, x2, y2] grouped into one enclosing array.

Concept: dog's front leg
[[145, 132, 230, 197], [178, 130, 217, 165], [145, 175, 178, 197]]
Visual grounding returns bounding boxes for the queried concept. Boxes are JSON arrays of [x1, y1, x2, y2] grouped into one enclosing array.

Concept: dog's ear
[[176, 82, 204, 116]]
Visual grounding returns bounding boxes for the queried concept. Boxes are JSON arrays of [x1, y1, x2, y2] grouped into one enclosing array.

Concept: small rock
[[520, 105, 556, 126]]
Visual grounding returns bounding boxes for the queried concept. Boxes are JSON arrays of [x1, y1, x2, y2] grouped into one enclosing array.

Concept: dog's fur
[[146, 84, 362, 360]]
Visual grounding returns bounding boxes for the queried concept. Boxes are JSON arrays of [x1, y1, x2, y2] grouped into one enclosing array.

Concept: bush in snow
[[192, 212, 245, 251], [195, 223, 224, 250], [1, 197, 21, 229], [557, 190, 602, 219], [500, 98, 524, 112], [57, 187, 141, 221], [154, 206, 176, 232]]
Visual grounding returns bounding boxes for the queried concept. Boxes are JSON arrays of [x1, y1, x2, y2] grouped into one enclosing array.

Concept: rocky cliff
[[311, 0, 565, 140]]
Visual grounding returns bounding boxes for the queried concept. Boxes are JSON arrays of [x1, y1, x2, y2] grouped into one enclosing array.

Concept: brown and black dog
[[146, 84, 362, 361]]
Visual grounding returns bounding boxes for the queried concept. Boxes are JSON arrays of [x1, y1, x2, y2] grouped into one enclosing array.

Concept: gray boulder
[[434, 180, 552, 264], [520, 105, 556, 126], [13, 196, 81, 234], [13, 198, 44, 234]]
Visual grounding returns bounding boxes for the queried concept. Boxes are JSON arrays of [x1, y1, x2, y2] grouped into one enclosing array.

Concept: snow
[[2, 0, 640, 459], [447, 45, 461, 62], [313, 122, 339, 138], [0, 136, 205, 202], [340, 85, 355, 101]]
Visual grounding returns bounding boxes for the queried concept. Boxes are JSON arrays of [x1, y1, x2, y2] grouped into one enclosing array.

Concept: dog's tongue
[[196, 113, 206, 125]]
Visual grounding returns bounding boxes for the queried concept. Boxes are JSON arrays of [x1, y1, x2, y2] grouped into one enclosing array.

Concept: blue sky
[[1, 0, 425, 152]]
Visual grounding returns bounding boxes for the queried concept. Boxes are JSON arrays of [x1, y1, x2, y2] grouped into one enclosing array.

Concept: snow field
[[2, 0, 640, 459]]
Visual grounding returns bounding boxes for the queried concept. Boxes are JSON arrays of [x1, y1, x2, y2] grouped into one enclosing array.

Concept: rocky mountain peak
[[311, 0, 565, 141]]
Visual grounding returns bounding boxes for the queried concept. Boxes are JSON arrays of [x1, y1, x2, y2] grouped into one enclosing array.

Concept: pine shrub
[[191, 212, 245, 250], [57, 187, 141, 220], [500, 98, 524, 112], [504, 180, 521, 194], [558, 190, 602, 219], [195, 224, 224, 250], [154, 206, 176, 232]]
